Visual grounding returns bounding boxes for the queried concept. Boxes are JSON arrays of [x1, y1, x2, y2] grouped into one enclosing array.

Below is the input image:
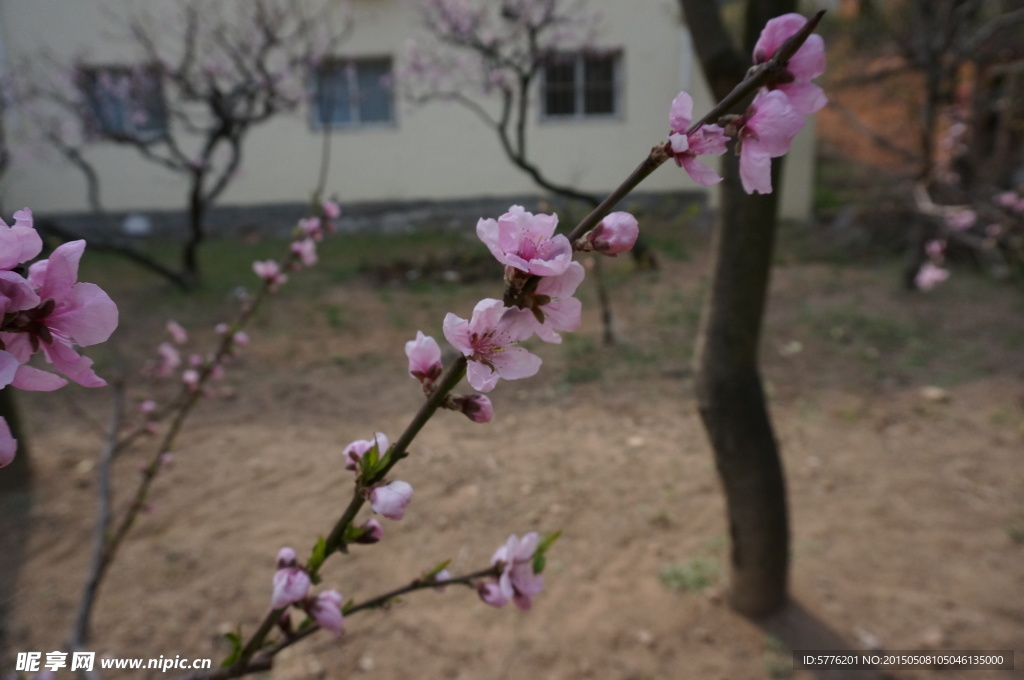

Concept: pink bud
[[322, 200, 341, 219], [310, 589, 344, 635], [583, 212, 639, 255], [455, 394, 493, 423], [271, 567, 311, 609], [343, 433, 389, 471], [166, 320, 188, 345], [233, 331, 250, 347], [355, 518, 383, 544], [276, 546, 298, 568], [369, 480, 413, 520], [405, 331, 443, 385], [139, 399, 157, 415], [432, 569, 452, 592], [215, 323, 229, 335], [182, 369, 200, 391]]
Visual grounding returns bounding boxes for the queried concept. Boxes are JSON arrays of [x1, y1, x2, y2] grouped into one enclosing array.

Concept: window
[[541, 51, 621, 119], [311, 57, 394, 128], [79, 65, 168, 142]]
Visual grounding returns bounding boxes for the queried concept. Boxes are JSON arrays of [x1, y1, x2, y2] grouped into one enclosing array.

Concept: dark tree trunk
[[679, 0, 794, 616], [694, 154, 789, 615], [0, 388, 31, 492], [183, 171, 206, 286]]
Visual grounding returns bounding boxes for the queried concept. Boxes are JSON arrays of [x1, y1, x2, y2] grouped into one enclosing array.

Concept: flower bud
[[353, 518, 383, 544], [369, 480, 413, 520], [578, 212, 639, 255], [271, 567, 311, 609], [310, 590, 344, 635], [454, 394, 493, 423]]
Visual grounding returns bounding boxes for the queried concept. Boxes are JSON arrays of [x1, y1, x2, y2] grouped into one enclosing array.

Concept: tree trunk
[[693, 154, 789, 615], [680, 0, 795, 617], [183, 172, 206, 286], [0, 388, 31, 492]]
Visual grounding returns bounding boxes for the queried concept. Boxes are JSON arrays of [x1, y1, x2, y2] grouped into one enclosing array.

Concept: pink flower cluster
[[477, 532, 544, 610], [668, 13, 826, 194], [0, 208, 118, 467], [271, 547, 344, 635]]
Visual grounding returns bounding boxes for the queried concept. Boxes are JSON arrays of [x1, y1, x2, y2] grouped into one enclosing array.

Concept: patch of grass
[[1006, 515, 1024, 544], [324, 303, 352, 330], [562, 335, 603, 384], [763, 636, 793, 678], [658, 557, 719, 593]]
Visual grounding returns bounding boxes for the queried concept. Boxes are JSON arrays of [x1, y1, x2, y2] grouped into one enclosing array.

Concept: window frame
[[309, 56, 396, 130], [78, 64, 169, 144], [539, 50, 623, 122]]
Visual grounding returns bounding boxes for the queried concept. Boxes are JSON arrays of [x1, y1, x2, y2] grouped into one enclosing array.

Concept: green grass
[[658, 557, 719, 593]]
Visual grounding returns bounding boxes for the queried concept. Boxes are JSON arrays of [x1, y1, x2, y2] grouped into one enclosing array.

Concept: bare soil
[[2, 233, 1023, 680]]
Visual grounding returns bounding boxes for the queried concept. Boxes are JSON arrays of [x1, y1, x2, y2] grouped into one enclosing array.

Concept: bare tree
[[17, 0, 346, 286]]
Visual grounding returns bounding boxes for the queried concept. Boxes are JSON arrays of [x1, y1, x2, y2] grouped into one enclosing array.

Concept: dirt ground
[[2, 220, 1023, 680]]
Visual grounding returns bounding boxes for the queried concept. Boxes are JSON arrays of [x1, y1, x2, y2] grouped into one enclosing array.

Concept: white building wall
[[0, 0, 814, 220]]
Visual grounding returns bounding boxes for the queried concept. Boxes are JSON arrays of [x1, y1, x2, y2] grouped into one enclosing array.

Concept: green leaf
[[537, 530, 562, 555], [220, 631, 242, 667], [426, 559, 452, 578], [532, 553, 547, 574]]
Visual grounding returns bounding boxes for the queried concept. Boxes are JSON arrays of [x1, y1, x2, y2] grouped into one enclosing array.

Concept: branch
[[69, 374, 126, 647]]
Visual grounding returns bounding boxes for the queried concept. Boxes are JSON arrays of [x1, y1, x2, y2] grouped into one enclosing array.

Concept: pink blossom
[[322, 200, 341, 219], [0, 351, 18, 389], [476, 206, 572, 277], [154, 342, 181, 377], [443, 299, 541, 392], [182, 369, 200, 391], [139, 399, 157, 414], [668, 91, 729, 186], [0, 417, 17, 468], [580, 213, 639, 255], [530, 261, 584, 343], [271, 567, 311, 609], [166, 320, 188, 344], [452, 393, 493, 423], [233, 331, 250, 347], [369, 480, 414, 520], [925, 240, 945, 260], [0, 270, 39, 326], [915, 262, 950, 291], [253, 260, 288, 291], [480, 532, 544, 610], [1, 240, 118, 390], [477, 580, 509, 607], [737, 90, 805, 194], [405, 331, 443, 385], [309, 590, 344, 635], [753, 13, 827, 115], [995, 191, 1018, 209], [946, 210, 976, 231], [291, 238, 318, 267], [298, 217, 323, 242], [343, 432, 389, 471], [0, 209, 42, 271]]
